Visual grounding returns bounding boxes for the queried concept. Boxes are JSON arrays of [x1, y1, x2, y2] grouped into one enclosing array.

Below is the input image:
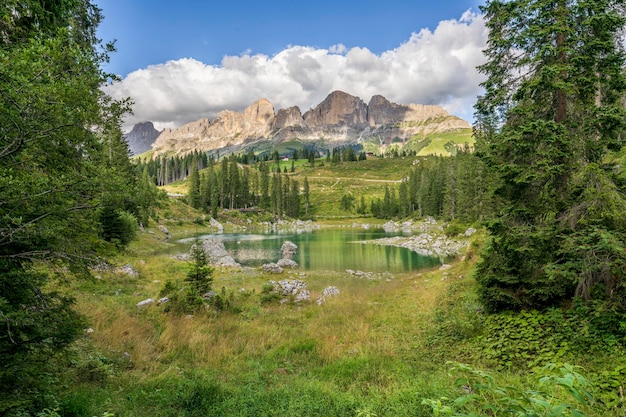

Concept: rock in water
[[281, 241, 297, 259], [201, 238, 240, 267]]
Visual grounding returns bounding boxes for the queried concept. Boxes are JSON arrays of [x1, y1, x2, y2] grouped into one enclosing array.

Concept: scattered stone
[[439, 264, 452, 271], [369, 232, 468, 258], [323, 287, 340, 297], [464, 227, 477, 237], [317, 286, 341, 305], [84, 328, 94, 334], [202, 291, 217, 300], [158, 225, 170, 237], [201, 238, 240, 267], [277, 258, 298, 268], [115, 264, 138, 277], [262, 263, 283, 274], [157, 297, 170, 305], [136, 298, 154, 307], [293, 289, 311, 303]]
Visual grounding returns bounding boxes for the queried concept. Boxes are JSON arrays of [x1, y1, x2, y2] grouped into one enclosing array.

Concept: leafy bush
[[476, 307, 626, 371], [444, 222, 466, 237], [422, 362, 594, 417]]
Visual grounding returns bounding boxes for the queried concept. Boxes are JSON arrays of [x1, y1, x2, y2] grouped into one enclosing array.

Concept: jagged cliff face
[[124, 121, 161, 156], [149, 91, 470, 157]]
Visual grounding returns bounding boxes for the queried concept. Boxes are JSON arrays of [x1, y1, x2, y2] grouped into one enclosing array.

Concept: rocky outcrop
[[271, 106, 305, 130], [275, 241, 299, 269], [303, 91, 368, 128], [124, 121, 161, 156], [372, 233, 468, 258], [148, 91, 471, 157]]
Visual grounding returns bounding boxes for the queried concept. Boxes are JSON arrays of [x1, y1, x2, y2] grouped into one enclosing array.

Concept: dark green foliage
[[0, 261, 86, 414], [0, 0, 161, 412], [474, 0, 626, 311], [477, 307, 626, 371], [340, 194, 355, 211], [185, 238, 213, 295]]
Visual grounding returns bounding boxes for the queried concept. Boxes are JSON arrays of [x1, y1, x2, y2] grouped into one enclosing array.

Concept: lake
[[179, 228, 442, 273]]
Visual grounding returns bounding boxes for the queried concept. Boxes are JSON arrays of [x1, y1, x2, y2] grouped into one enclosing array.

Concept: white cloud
[[104, 11, 487, 132]]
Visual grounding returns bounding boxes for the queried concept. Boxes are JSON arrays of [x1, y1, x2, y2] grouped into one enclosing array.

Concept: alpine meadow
[[1, 1, 625, 417]]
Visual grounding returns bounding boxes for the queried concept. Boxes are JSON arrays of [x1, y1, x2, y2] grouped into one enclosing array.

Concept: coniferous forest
[[1, 0, 626, 416]]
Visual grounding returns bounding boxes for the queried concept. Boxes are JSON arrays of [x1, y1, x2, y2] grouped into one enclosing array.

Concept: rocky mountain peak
[[124, 121, 161, 155], [303, 90, 368, 128], [146, 90, 470, 157]]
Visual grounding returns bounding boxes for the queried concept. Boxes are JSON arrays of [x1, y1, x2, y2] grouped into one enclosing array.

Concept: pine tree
[[303, 176, 310, 215], [475, 0, 626, 312], [188, 156, 201, 209]]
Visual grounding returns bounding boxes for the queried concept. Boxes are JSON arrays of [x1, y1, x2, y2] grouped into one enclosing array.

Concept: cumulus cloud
[[104, 11, 487, 131]]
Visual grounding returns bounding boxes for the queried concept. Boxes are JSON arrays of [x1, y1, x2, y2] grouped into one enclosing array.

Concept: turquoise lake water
[[180, 229, 441, 273]]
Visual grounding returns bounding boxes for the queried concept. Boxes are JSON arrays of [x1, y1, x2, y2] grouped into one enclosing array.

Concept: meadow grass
[[60, 219, 480, 416], [55, 168, 625, 416]]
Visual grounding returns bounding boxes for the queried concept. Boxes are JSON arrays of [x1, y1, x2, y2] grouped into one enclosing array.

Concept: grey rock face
[[149, 91, 470, 158], [124, 121, 161, 156]]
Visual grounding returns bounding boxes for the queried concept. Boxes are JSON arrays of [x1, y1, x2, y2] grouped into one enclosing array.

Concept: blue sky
[[98, 1, 487, 130]]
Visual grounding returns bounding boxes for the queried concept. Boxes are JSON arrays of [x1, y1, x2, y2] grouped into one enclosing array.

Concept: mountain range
[[124, 91, 471, 157]]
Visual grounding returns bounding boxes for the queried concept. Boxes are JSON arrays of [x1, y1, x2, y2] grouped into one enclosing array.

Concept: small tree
[[186, 236, 213, 295]]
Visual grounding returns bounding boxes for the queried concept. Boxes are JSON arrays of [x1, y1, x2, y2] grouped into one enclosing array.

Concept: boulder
[[209, 217, 224, 232], [293, 289, 311, 303], [201, 238, 240, 267], [281, 241, 298, 259], [136, 298, 154, 307], [277, 258, 298, 269], [316, 286, 340, 305], [158, 225, 170, 237], [464, 227, 477, 237]]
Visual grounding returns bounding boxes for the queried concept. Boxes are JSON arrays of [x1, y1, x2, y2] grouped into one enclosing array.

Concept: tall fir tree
[[475, 0, 626, 312]]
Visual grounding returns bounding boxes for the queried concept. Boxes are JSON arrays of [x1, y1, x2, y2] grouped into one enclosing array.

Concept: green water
[[183, 229, 441, 273]]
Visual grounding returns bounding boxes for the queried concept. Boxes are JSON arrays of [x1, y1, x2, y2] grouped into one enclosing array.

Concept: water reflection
[[179, 229, 441, 273]]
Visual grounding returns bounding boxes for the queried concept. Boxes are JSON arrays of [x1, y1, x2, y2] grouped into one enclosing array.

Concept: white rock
[[136, 298, 155, 307]]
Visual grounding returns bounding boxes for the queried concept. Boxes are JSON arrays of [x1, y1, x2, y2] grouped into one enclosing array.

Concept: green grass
[[52, 206, 626, 417], [406, 128, 473, 156]]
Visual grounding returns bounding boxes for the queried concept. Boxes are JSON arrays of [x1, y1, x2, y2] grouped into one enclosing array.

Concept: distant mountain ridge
[[130, 91, 470, 157]]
